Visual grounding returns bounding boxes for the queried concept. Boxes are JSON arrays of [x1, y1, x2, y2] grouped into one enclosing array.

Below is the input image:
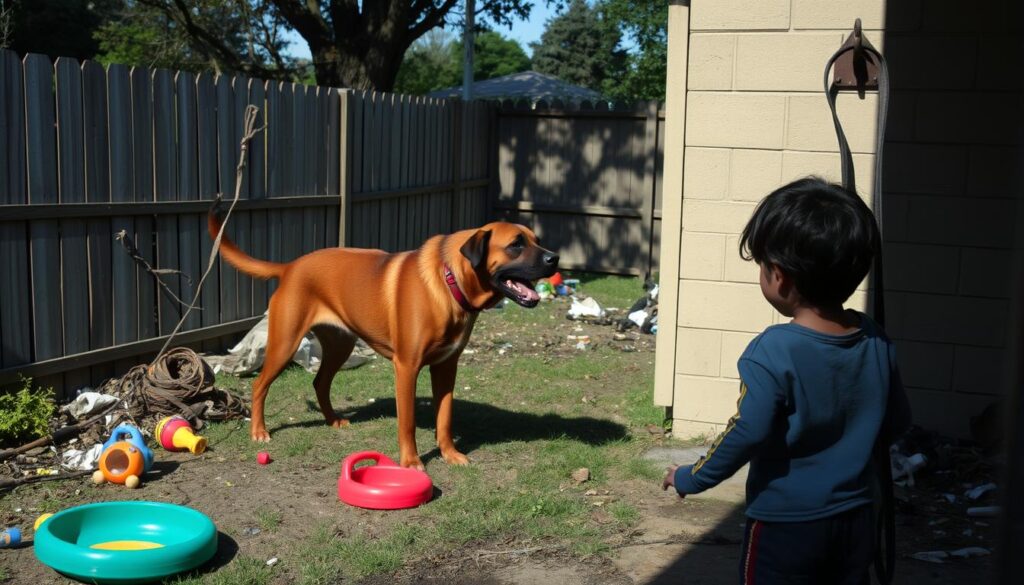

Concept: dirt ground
[[0, 292, 999, 584]]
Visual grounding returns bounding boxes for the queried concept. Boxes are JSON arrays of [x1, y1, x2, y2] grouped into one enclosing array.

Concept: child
[[662, 177, 911, 585]]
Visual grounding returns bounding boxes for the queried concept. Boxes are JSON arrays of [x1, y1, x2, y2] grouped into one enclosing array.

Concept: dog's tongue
[[507, 279, 540, 302]]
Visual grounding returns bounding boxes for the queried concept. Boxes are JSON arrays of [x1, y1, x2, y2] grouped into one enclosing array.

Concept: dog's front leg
[[393, 359, 424, 470], [430, 357, 470, 465]]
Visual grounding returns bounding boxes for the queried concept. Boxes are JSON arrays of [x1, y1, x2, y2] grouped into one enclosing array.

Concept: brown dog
[[208, 208, 558, 469]]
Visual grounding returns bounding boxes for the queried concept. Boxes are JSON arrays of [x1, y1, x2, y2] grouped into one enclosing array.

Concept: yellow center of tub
[[90, 540, 165, 551]]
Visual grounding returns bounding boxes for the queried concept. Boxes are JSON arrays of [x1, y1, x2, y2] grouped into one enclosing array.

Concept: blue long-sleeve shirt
[[674, 312, 911, 522]]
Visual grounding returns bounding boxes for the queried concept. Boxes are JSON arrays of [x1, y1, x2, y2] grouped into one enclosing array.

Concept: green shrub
[[0, 378, 55, 448]]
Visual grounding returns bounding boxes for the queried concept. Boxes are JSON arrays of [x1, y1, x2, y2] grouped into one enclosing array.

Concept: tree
[[5, 0, 120, 59], [530, 0, 626, 98], [394, 29, 530, 95], [599, 0, 666, 101], [458, 30, 530, 82], [131, 0, 542, 91]]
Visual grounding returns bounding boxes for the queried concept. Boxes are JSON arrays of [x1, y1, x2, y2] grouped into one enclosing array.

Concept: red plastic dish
[[337, 451, 434, 510]]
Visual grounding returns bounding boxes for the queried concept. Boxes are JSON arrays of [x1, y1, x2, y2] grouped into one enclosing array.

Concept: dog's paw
[[441, 450, 470, 466], [327, 418, 350, 429], [251, 429, 272, 442], [400, 455, 425, 471]]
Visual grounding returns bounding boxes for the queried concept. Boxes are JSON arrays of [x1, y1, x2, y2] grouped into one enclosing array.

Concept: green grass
[[186, 272, 661, 582], [172, 558, 271, 585]]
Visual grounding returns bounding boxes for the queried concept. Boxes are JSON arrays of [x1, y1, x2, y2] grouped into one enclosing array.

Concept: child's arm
[[672, 358, 784, 496]]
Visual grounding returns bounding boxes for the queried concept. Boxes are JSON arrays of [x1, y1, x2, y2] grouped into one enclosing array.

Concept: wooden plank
[[236, 210, 252, 317], [108, 64, 137, 346], [176, 71, 202, 332], [0, 196, 343, 220], [350, 91, 364, 246], [248, 80, 267, 309], [197, 74, 220, 330], [130, 67, 156, 340], [492, 201, 643, 218], [281, 82, 295, 197], [83, 61, 114, 357], [331, 89, 344, 247], [55, 58, 90, 358], [215, 74, 238, 323], [0, 316, 265, 385], [316, 87, 328, 195], [640, 101, 659, 278], [248, 80, 266, 200], [369, 91, 383, 248], [153, 68, 180, 336], [379, 93, 395, 251], [0, 50, 31, 368], [302, 85, 315, 196], [265, 81, 281, 197], [450, 100, 462, 231], [233, 75, 251, 199]]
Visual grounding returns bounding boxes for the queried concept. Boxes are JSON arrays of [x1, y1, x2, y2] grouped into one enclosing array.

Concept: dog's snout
[[543, 252, 559, 266]]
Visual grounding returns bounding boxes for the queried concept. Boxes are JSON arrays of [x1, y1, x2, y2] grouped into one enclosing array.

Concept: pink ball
[[257, 451, 271, 465]]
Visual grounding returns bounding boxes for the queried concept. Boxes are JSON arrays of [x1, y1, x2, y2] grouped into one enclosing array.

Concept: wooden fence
[[493, 101, 664, 277], [345, 92, 493, 250], [0, 51, 492, 397]]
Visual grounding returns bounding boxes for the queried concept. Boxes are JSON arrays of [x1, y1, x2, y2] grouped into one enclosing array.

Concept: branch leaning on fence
[[152, 104, 266, 362], [114, 229, 196, 313]]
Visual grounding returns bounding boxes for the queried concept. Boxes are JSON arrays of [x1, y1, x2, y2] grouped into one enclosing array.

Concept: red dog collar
[[444, 264, 479, 313]]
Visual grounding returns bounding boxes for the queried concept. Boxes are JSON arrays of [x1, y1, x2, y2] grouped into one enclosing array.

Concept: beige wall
[[655, 0, 1023, 438]]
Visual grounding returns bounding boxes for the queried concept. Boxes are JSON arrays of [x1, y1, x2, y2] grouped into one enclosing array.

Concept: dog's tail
[[207, 198, 284, 280]]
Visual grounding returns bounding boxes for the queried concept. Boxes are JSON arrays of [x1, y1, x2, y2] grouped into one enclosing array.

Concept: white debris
[[628, 309, 648, 328], [964, 483, 996, 500], [266, 557, 279, 566], [568, 297, 605, 319], [911, 551, 948, 564], [949, 547, 990, 559], [60, 444, 103, 471], [64, 392, 118, 419]]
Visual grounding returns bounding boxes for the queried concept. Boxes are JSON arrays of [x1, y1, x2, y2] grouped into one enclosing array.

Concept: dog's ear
[[460, 229, 492, 269]]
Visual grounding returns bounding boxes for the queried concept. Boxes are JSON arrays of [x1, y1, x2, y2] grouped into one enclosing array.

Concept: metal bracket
[[832, 18, 880, 96]]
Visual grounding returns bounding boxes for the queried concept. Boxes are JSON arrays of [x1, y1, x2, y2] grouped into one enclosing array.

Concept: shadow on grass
[[175, 531, 240, 581], [275, 397, 628, 463]]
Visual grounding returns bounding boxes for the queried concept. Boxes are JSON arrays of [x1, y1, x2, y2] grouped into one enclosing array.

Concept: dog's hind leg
[[311, 325, 356, 428], [250, 300, 311, 442]]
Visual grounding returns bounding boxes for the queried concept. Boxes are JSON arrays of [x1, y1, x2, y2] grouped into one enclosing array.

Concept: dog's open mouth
[[497, 277, 541, 308]]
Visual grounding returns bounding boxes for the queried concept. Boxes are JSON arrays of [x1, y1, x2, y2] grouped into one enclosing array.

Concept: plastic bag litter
[[64, 392, 118, 419], [204, 313, 375, 375], [61, 443, 103, 471], [568, 297, 605, 319], [628, 309, 648, 328]]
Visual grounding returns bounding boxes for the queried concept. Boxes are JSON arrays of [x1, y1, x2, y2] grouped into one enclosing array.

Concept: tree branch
[[271, 0, 333, 50], [408, 0, 460, 43]]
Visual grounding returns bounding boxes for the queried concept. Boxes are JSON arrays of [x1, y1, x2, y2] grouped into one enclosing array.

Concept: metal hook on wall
[[831, 18, 881, 97]]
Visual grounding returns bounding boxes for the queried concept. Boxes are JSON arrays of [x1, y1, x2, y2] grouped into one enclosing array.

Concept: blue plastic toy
[[102, 424, 154, 472]]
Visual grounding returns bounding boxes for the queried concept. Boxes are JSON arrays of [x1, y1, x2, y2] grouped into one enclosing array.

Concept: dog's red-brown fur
[[209, 211, 557, 469]]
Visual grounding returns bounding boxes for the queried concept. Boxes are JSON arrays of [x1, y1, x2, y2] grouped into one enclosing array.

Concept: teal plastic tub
[[34, 501, 217, 584]]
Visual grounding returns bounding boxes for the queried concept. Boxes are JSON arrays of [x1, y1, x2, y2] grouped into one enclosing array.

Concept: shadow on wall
[[646, 1, 1022, 583], [494, 102, 663, 277], [876, 0, 1023, 439]]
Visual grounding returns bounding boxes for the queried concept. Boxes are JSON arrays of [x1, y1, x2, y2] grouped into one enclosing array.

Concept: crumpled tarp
[[204, 313, 376, 375]]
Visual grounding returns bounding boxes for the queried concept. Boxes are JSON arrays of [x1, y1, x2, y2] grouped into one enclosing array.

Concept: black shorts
[[739, 504, 874, 585]]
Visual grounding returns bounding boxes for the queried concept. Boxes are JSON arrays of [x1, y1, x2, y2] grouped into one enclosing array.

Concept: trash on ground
[[64, 392, 118, 419], [204, 312, 374, 376], [616, 281, 659, 334], [890, 449, 927, 487], [266, 557, 279, 567], [967, 506, 1000, 517], [568, 297, 605, 320], [964, 482, 996, 500], [243, 527, 262, 536], [60, 444, 103, 471]]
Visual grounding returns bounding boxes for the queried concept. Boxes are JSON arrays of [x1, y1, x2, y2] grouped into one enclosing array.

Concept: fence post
[[487, 101, 500, 223], [338, 89, 350, 246], [450, 99, 463, 232], [640, 100, 659, 279]]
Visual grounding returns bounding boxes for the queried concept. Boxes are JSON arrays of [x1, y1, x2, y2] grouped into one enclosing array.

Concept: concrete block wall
[[670, 0, 885, 438], [664, 0, 1021, 439]]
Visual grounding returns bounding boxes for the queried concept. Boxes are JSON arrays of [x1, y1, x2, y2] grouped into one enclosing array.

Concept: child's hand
[[662, 465, 685, 498]]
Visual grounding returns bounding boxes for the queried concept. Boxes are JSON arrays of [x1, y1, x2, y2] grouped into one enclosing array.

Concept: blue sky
[[284, 1, 561, 60]]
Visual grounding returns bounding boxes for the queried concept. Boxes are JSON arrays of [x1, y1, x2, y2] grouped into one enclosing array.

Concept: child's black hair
[[739, 177, 881, 307]]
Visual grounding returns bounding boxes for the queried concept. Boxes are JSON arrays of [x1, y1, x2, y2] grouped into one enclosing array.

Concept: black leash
[[823, 19, 895, 585]]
